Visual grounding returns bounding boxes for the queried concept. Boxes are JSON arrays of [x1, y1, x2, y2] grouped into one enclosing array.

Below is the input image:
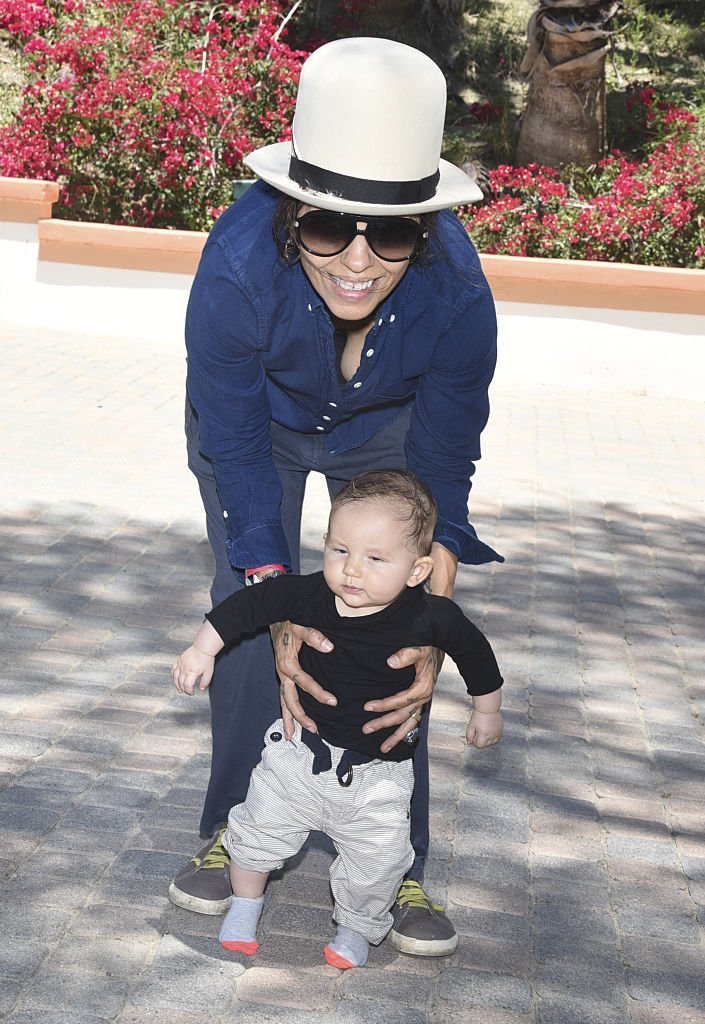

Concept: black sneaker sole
[[167, 882, 232, 916], [390, 929, 459, 956]]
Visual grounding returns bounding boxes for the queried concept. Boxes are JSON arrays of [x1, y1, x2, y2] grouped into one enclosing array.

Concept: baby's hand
[[172, 646, 215, 696], [466, 710, 503, 748]]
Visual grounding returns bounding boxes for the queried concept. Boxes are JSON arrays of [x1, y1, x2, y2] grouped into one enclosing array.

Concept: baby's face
[[323, 500, 430, 617]]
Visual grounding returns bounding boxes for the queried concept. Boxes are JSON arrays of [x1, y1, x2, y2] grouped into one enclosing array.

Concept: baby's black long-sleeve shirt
[[206, 572, 503, 762]]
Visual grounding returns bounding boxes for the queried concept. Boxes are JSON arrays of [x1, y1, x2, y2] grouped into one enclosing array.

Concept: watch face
[[246, 569, 286, 586]]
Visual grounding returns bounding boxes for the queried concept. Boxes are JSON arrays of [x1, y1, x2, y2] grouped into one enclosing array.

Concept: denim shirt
[[185, 181, 502, 572]]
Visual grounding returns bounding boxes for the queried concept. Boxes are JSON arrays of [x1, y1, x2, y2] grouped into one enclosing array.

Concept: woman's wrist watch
[[245, 564, 287, 586]]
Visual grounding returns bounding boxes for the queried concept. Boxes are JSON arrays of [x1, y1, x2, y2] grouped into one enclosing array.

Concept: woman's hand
[[270, 621, 337, 740], [362, 645, 441, 754]]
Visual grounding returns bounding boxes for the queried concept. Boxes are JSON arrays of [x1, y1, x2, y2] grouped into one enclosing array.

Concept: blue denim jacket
[[185, 181, 502, 572]]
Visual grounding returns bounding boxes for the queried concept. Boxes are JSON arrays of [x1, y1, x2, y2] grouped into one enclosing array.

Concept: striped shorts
[[223, 720, 415, 944]]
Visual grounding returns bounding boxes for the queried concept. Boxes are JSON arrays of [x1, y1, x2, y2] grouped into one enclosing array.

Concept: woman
[[169, 36, 502, 958]]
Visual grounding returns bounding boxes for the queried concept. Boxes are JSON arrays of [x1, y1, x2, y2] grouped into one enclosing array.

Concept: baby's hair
[[330, 470, 437, 556]]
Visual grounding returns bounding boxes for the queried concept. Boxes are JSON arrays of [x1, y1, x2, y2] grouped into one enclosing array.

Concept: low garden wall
[[1, 176, 704, 398]]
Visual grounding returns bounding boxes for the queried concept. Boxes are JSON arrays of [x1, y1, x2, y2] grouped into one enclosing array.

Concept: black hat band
[[288, 154, 440, 206]]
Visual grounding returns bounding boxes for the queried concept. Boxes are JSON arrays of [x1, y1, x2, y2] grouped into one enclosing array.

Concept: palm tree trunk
[[516, 0, 620, 167]]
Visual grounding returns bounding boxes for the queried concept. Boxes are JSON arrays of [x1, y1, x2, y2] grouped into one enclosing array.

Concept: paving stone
[[55, 733, 125, 757], [532, 903, 617, 944], [0, 732, 52, 758], [530, 834, 603, 861], [533, 934, 622, 969], [91, 873, 174, 911], [431, 1008, 533, 1024], [536, 994, 629, 1024], [626, 967, 705, 1011], [46, 935, 153, 976], [529, 854, 609, 888], [333, 1003, 430, 1024], [262, 900, 334, 940], [450, 853, 528, 889], [0, 939, 50, 980], [235, 965, 338, 1009], [0, 798, 64, 839], [15, 967, 129, 1018], [532, 878, 611, 912], [36, 826, 128, 857], [60, 803, 146, 833], [116, 1008, 216, 1024], [341, 967, 434, 1006], [605, 836, 681, 865], [0, 874, 98, 911], [68, 903, 165, 943], [75, 783, 157, 811], [448, 878, 529, 916], [628, 1004, 705, 1024], [4, 1013, 111, 1024], [449, 905, 530, 945], [620, 936, 705, 978], [13, 848, 113, 883], [222, 1006, 329, 1024], [615, 904, 700, 944], [130, 934, 244, 1010], [437, 968, 532, 1012], [451, 936, 532, 978], [253, 932, 332, 971]]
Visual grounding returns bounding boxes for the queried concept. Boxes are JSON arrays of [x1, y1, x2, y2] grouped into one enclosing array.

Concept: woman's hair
[[330, 469, 437, 556], [272, 196, 438, 266]]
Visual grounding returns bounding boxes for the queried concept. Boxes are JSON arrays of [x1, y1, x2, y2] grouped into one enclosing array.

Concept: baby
[[173, 469, 503, 969]]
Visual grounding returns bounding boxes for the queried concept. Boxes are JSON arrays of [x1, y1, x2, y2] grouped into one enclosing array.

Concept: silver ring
[[403, 725, 420, 746]]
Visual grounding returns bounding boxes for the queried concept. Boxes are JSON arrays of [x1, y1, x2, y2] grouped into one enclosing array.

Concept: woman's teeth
[[328, 275, 375, 292]]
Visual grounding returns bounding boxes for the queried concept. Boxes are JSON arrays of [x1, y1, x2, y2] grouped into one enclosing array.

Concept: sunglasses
[[294, 211, 426, 262]]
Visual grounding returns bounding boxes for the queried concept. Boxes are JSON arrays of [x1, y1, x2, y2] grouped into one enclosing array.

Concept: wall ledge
[[0, 177, 61, 223], [38, 219, 208, 275], [481, 254, 705, 316]]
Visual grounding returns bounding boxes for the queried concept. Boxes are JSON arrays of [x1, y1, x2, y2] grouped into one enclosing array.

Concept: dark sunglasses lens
[[296, 213, 422, 260], [367, 219, 421, 260], [297, 214, 353, 255]]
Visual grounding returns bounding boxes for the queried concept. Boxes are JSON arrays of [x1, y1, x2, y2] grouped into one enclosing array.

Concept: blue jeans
[[186, 396, 429, 882]]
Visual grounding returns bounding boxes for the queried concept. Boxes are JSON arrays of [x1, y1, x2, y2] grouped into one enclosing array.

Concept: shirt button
[[390, 313, 396, 322], [329, 402, 337, 408], [316, 425, 325, 431], [377, 318, 383, 326], [353, 382, 362, 389], [322, 415, 331, 421], [366, 349, 374, 357]]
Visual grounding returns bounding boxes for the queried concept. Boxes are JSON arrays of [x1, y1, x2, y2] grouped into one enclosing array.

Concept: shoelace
[[396, 880, 444, 912], [192, 827, 229, 870]]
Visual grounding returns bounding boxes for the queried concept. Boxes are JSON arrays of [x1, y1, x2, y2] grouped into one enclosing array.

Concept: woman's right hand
[[270, 621, 337, 739]]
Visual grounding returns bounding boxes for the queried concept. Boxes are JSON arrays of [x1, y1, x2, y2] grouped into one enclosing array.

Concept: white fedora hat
[[244, 37, 483, 215]]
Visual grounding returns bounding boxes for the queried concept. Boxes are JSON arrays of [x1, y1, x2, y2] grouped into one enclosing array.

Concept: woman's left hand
[[271, 620, 337, 740], [362, 645, 440, 754]]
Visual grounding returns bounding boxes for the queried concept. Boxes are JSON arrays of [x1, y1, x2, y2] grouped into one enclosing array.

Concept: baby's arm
[[172, 620, 224, 696], [466, 687, 503, 748]]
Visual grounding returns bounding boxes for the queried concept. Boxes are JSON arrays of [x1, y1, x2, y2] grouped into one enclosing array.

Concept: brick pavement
[[0, 318, 704, 1023]]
